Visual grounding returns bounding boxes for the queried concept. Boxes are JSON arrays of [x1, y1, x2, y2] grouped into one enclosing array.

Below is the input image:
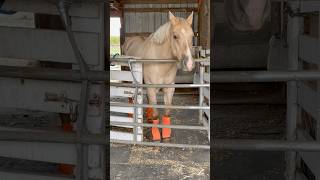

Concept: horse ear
[[169, 11, 178, 25], [186, 11, 193, 25]]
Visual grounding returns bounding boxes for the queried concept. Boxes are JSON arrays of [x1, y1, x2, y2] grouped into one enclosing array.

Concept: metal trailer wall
[[0, 1, 107, 180], [212, 1, 320, 180]]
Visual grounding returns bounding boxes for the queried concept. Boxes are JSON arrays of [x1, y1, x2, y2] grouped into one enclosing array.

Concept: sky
[[110, 17, 121, 36]]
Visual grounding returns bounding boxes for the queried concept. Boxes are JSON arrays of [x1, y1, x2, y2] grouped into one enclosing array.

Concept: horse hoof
[[162, 116, 171, 139]]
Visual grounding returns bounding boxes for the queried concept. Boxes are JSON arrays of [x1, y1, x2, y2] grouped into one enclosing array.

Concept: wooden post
[[198, 0, 210, 49]]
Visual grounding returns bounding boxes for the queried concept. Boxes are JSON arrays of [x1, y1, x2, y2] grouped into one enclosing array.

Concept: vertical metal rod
[[199, 64, 204, 124], [57, 2, 90, 179], [317, 12, 320, 141], [280, 0, 284, 44], [77, 80, 90, 180], [128, 60, 139, 142], [57, 0, 88, 78], [286, 3, 301, 180]]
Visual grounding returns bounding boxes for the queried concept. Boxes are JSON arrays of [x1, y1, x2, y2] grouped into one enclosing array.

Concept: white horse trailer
[[0, 0, 106, 179], [211, 1, 320, 180]]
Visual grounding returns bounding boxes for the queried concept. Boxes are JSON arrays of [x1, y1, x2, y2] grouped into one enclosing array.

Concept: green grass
[[110, 36, 121, 55], [110, 36, 120, 45], [110, 45, 121, 55]]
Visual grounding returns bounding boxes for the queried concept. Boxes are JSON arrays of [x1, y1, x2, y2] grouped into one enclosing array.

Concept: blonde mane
[[149, 22, 171, 44]]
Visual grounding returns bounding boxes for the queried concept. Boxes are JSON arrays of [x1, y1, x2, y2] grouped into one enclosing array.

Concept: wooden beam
[[120, 0, 197, 4], [111, 10, 122, 17], [199, 0, 210, 49], [124, 7, 198, 13]]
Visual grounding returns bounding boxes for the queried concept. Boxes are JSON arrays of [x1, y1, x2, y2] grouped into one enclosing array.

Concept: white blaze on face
[[185, 43, 193, 71], [181, 28, 193, 72]]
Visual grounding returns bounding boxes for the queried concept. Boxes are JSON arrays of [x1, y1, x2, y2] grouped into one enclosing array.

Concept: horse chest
[[143, 63, 178, 84]]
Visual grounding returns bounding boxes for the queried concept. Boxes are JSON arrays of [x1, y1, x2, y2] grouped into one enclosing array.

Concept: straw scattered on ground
[[127, 145, 209, 178]]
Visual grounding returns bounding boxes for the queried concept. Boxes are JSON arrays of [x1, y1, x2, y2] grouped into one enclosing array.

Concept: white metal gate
[[110, 56, 211, 149]]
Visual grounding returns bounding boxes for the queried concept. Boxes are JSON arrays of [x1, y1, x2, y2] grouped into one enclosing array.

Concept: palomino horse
[[225, 0, 271, 31], [123, 11, 195, 141]]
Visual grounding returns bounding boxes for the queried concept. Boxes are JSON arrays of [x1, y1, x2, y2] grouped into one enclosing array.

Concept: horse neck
[[144, 37, 175, 60]]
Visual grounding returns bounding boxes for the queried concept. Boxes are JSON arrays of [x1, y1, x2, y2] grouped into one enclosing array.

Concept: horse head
[[168, 11, 195, 72]]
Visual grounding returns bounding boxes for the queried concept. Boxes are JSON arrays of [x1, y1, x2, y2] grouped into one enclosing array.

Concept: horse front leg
[[146, 88, 161, 141], [146, 88, 159, 119], [162, 87, 175, 139]]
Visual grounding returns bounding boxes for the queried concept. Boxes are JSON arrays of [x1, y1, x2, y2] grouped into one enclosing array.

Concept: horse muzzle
[[181, 56, 194, 72]]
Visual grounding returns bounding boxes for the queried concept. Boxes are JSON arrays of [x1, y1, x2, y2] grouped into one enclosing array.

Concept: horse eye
[[173, 35, 178, 39]]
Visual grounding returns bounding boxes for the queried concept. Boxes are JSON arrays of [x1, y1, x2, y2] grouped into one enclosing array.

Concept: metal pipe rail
[[0, 65, 108, 81], [110, 102, 210, 110], [3, 65, 320, 83], [2, 130, 320, 151], [212, 71, 320, 82], [110, 57, 210, 63], [110, 122, 209, 130], [110, 83, 210, 88]]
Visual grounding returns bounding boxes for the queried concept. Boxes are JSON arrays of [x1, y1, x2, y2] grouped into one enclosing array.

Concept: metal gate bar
[[2, 130, 320, 151], [110, 83, 210, 88], [2, 65, 320, 82], [0, 65, 109, 81], [212, 71, 320, 82], [111, 57, 209, 63], [110, 58, 211, 147], [110, 122, 209, 130], [110, 102, 209, 109]]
